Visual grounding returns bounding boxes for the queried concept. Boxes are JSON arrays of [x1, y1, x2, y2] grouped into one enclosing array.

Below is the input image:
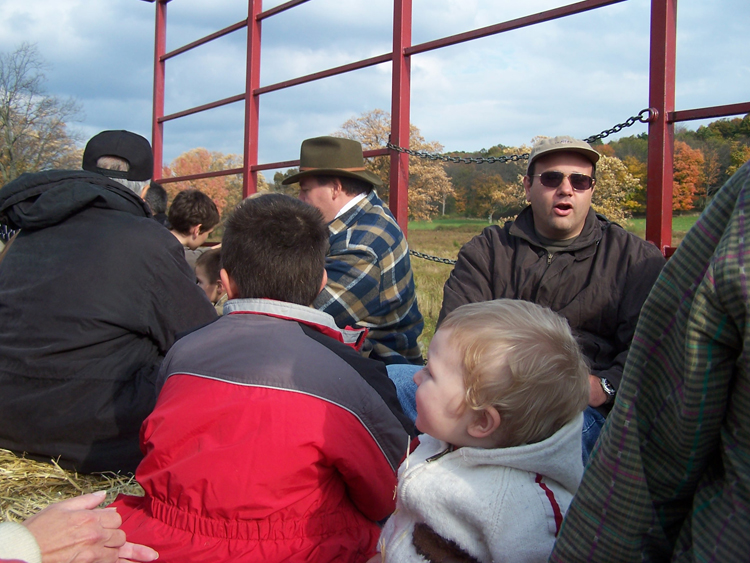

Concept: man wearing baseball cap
[[284, 136, 423, 365], [0, 130, 217, 473], [391, 136, 666, 460]]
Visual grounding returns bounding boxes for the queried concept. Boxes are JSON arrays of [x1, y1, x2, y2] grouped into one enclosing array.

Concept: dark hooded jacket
[[439, 206, 666, 414], [0, 170, 217, 473]]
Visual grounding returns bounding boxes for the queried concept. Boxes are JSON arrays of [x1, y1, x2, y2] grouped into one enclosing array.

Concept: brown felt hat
[[526, 136, 600, 175], [282, 136, 382, 187]]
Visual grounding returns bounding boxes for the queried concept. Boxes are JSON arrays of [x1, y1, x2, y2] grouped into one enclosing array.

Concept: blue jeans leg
[[386, 363, 422, 424], [581, 406, 606, 466]]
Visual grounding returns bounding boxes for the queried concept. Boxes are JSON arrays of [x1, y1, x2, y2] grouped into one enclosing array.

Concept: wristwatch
[[599, 378, 616, 404]]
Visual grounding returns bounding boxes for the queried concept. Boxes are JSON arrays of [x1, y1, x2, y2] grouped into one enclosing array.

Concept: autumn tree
[[591, 155, 637, 223], [336, 109, 454, 221], [672, 141, 704, 211], [0, 43, 82, 187], [727, 141, 750, 177], [162, 148, 267, 219], [622, 155, 647, 214]]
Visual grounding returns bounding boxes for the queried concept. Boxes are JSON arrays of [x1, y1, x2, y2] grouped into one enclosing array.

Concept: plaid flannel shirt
[[550, 160, 750, 562], [313, 190, 423, 364]]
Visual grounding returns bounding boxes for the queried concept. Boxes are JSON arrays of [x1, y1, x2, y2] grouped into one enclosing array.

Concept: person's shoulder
[[600, 218, 665, 259]]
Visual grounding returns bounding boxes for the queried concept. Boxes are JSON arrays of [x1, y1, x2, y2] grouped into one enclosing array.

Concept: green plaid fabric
[[313, 191, 423, 364], [550, 160, 750, 562]]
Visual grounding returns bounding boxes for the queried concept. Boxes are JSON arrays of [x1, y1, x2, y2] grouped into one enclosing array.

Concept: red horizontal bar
[[255, 53, 392, 95], [258, 0, 312, 20], [157, 167, 243, 184], [250, 149, 388, 173], [406, 0, 626, 55], [670, 102, 750, 123], [159, 93, 245, 122], [162, 20, 247, 61], [250, 159, 298, 172]]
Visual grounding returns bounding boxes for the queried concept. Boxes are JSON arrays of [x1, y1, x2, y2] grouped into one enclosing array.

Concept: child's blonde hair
[[440, 299, 589, 447]]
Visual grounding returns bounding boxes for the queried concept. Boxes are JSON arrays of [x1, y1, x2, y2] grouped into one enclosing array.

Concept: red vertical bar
[[243, 0, 263, 197], [645, 0, 677, 252], [389, 0, 412, 235], [151, 0, 168, 180]]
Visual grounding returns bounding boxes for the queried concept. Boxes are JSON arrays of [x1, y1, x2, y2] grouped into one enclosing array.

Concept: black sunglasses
[[531, 171, 596, 191]]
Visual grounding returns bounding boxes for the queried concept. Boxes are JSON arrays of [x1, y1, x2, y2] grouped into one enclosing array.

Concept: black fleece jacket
[[0, 170, 216, 472]]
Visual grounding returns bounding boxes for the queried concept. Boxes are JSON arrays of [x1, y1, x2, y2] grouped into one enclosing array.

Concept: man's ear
[[219, 269, 239, 300], [467, 406, 501, 439], [522, 176, 532, 202], [329, 178, 343, 200]]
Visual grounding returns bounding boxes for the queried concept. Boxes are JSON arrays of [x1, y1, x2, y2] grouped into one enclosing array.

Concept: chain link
[[409, 249, 456, 265], [387, 108, 657, 164]]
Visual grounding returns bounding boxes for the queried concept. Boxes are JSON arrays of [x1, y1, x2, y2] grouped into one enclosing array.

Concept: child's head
[[414, 299, 589, 449], [194, 247, 224, 304], [220, 193, 328, 306], [168, 189, 220, 247]]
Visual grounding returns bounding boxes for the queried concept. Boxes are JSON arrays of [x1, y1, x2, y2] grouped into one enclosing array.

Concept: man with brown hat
[[0, 130, 217, 474], [389, 136, 666, 460], [284, 136, 423, 365]]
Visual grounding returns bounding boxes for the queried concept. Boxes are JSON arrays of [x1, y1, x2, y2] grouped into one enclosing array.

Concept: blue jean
[[386, 363, 421, 423], [581, 406, 606, 466]]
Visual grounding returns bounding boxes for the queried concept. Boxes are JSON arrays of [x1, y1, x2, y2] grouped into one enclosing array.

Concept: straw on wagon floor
[[0, 448, 143, 522]]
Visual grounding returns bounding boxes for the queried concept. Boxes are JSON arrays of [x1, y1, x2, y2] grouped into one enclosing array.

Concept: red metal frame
[[148, 0, 749, 249]]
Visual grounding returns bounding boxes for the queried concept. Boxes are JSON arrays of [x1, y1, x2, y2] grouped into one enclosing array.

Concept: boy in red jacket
[[111, 194, 414, 562]]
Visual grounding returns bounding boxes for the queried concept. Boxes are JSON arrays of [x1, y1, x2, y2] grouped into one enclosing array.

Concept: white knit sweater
[[379, 415, 584, 563], [0, 522, 41, 563]]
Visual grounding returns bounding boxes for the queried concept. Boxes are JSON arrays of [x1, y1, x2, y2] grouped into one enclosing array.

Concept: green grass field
[[408, 213, 700, 353]]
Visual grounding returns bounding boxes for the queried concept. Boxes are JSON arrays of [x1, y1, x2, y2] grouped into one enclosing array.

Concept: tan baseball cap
[[526, 136, 600, 174]]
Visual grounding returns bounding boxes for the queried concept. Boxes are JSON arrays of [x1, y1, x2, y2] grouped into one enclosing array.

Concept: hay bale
[[0, 448, 143, 522]]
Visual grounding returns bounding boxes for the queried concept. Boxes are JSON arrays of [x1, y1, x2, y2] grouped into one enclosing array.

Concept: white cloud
[[0, 0, 747, 165]]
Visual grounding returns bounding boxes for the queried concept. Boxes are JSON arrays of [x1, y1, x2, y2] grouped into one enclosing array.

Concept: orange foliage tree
[[672, 141, 704, 211], [162, 148, 251, 218]]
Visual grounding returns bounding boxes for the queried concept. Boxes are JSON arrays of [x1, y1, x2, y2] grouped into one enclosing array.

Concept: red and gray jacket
[[112, 299, 415, 562]]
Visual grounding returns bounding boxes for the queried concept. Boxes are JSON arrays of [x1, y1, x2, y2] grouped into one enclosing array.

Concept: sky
[[0, 0, 748, 175]]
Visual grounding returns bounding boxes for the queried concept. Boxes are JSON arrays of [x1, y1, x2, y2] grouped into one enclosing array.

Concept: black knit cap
[[82, 130, 153, 181]]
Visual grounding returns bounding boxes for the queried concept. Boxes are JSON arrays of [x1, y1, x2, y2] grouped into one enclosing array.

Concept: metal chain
[[387, 108, 657, 164], [409, 249, 456, 265], [583, 108, 656, 143], [386, 143, 529, 164], [400, 109, 658, 266]]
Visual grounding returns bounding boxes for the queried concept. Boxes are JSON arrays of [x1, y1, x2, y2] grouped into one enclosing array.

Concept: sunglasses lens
[[539, 172, 564, 188], [570, 174, 593, 190]]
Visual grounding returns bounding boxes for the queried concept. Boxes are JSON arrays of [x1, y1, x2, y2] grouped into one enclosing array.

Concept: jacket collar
[[224, 298, 368, 350], [509, 205, 606, 255]]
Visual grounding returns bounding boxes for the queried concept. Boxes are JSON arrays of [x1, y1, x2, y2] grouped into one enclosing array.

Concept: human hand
[[22, 491, 158, 563], [588, 374, 607, 408]]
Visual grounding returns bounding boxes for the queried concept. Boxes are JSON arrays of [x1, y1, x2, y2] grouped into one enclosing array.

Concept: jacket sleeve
[[438, 229, 497, 326], [314, 247, 381, 328], [593, 246, 666, 390], [325, 407, 402, 522], [0, 522, 41, 563], [143, 242, 218, 354]]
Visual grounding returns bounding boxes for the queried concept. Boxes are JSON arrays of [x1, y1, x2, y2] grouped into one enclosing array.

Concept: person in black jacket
[[0, 130, 217, 473]]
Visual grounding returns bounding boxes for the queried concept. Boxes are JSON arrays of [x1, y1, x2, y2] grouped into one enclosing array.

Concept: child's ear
[[189, 224, 202, 238], [468, 406, 501, 439], [215, 277, 226, 297], [219, 268, 239, 300]]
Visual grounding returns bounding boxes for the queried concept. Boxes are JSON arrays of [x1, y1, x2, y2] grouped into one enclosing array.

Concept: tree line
[[2, 43, 749, 226]]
